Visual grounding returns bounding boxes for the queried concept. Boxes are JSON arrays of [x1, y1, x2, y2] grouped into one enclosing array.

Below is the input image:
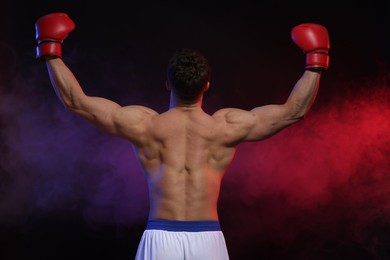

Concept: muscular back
[[45, 52, 321, 222], [131, 107, 236, 221]]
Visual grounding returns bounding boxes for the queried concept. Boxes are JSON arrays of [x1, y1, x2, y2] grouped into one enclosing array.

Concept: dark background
[[1, 1, 390, 259]]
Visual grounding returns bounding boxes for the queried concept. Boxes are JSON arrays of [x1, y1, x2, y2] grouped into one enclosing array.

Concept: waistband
[[146, 220, 221, 232]]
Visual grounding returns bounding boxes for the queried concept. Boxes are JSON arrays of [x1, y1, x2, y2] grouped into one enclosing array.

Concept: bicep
[[67, 95, 122, 134], [216, 104, 301, 145], [69, 96, 158, 139], [247, 104, 302, 140]]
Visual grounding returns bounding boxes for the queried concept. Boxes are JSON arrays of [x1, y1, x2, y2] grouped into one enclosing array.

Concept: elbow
[[62, 93, 83, 112], [287, 111, 305, 125], [60, 88, 86, 111], [292, 110, 306, 122], [288, 103, 308, 122], [62, 99, 84, 117], [286, 115, 304, 126], [63, 100, 77, 112]]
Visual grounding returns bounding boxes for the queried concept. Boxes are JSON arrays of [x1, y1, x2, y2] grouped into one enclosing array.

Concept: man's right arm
[[214, 23, 329, 145]]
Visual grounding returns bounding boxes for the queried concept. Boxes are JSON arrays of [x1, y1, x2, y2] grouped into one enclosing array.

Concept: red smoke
[[243, 84, 388, 199], [220, 80, 390, 258]]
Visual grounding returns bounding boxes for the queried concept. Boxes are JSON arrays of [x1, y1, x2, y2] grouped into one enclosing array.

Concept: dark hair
[[167, 48, 211, 101]]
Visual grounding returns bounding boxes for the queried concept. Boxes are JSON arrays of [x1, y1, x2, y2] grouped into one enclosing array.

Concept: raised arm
[[214, 23, 329, 145], [35, 13, 158, 141]]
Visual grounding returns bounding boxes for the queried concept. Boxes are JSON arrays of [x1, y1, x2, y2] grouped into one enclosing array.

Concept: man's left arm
[[46, 58, 121, 133], [36, 12, 157, 139]]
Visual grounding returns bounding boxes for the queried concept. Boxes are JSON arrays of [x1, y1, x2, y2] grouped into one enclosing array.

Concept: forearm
[[286, 22, 329, 119], [285, 69, 321, 119], [45, 57, 87, 109]]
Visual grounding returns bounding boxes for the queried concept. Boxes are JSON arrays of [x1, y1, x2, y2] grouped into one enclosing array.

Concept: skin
[[45, 57, 321, 221]]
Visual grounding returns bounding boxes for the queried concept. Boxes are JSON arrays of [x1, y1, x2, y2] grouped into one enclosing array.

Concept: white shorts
[[135, 220, 230, 260]]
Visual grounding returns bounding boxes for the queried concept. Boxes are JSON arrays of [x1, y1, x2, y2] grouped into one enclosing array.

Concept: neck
[[169, 93, 203, 109]]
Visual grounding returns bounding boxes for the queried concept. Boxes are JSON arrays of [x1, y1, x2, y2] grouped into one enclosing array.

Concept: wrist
[[306, 68, 324, 73]]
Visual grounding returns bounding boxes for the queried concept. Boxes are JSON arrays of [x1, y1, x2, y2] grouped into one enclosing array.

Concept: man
[[35, 12, 329, 260]]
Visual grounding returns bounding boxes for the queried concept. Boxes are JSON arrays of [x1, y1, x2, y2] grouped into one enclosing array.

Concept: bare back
[[133, 107, 236, 221]]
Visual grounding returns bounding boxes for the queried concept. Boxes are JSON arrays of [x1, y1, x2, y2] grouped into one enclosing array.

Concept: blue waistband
[[146, 220, 221, 232]]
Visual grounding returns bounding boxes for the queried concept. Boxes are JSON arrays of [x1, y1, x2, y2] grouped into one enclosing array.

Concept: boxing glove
[[35, 12, 75, 60], [291, 23, 330, 70]]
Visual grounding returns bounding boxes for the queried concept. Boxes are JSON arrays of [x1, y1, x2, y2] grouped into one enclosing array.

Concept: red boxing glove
[[35, 12, 75, 60], [291, 23, 330, 70]]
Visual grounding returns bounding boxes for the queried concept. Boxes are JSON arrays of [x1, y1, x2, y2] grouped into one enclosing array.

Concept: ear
[[165, 80, 171, 91], [204, 81, 210, 92]]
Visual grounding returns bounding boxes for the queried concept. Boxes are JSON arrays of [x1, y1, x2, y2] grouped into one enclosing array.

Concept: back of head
[[167, 48, 211, 102]]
